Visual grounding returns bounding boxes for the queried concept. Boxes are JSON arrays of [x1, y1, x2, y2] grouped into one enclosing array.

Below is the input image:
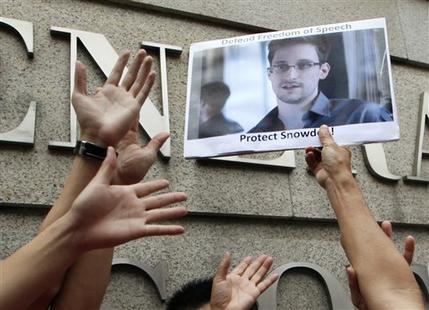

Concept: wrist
[[80, 131, 109, 148], [46, 214, 86, 259], [74, 140, 110, 161], [325, 171, 356, 191], [58, 211, 90, 254]]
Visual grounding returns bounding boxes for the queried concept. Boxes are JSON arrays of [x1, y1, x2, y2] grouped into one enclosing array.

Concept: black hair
[[200, 81, 231, 108], [166, 277, 259, 310], [267, 35, 331, 65], [166, 278, 212, 310]]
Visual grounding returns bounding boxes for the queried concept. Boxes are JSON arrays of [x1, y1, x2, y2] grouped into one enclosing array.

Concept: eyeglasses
[[268, 62, 321, 74]]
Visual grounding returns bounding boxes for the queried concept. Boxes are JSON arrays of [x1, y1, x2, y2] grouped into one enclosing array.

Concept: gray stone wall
[[1, 0, 428, 308]]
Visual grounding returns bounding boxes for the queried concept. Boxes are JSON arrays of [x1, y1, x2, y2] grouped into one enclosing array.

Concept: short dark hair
[[166, 278, 212, 310], [267, 35, 331, 65], [200, 81, 230, 107], [166, 277, 259, 310]]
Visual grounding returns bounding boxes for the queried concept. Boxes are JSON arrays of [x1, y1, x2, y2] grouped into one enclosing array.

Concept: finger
[[318, 124, 335, 147], [346, 266, 362, 307], [121, 49, 147, 90], [256, 273, 279, 294], [231, 256, 252, 276], [142, 224, 185, 237], [136, 71, 156, 106], [145, 206, 187, 223], [92, 147, 117, 185], [105, 51, 130, 86], [381, 220, 393, 239], [305, 150, 320, 172], [305, 146, 315, 154], [94, 87, 103, 94], [403, 235, 415, 265], [242, 255, 267, 279], [74, 61, 88, 96], [214, 252, 232, 282], [144, 132, 170, 154], [251, 256, 273, 284], [131, 179, 169, 197], [130, 56, 153, 97], [142, 192, 188, 211]]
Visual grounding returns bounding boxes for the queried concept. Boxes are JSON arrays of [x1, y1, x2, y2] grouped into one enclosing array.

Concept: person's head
[[200, 81, 231, 117], [166, 277, 259, 310], [267, 36, 331, 105], [166, 278, 212, 310]]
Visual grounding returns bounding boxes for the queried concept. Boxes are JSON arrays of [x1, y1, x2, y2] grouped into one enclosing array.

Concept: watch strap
[[74, 140, 108, 160]]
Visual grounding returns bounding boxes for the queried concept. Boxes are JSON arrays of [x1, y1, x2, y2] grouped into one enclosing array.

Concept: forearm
[[32, 156, 112, 309], [0, 216, 82, 309], [39, 156, 101, 232], [51, 248, 113, 310], [328, 175, 407, 270], [325, 174, 422, 307]]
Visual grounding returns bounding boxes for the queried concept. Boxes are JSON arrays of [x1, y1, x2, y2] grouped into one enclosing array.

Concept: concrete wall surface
[[0, 0, 428, 308]]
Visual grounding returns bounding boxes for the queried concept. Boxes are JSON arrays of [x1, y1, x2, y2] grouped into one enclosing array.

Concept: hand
[[114, 122, 169, 185], [210, 253, 279, 310], [66, 147, 187, 251], [72, 49, 155, 147], [305, 125, 353, 188], [346, 221, 416, 310]]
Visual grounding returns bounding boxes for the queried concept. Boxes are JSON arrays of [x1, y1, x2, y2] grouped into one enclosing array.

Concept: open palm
[[211, 253, 278, 310], [72, 50, 155, 148], [67, 147, 187, 251]]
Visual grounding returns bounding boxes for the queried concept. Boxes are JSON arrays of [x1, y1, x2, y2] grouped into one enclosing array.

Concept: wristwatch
[[74, 140, 108, 160]]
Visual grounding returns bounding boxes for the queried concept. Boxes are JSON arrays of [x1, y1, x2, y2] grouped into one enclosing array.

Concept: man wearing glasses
[[249, 36, 392, 133]]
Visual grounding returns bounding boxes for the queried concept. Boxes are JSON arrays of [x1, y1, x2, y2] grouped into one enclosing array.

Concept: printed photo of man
[[249, 35, 393, 133]]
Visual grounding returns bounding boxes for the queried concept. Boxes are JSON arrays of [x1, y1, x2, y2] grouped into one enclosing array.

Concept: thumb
[[93, 146, 117, 185], [318, 125, 334, 147], [214, 252, 231, 282], [146, 132, 170, 153]]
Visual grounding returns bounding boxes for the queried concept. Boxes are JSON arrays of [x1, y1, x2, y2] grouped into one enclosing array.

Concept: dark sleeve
[[360, 103, 393, 122]]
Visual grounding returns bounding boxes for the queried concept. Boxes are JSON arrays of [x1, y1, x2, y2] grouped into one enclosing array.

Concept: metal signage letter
[[257, 262, 354, 310], [362, 143, 401, 182], [412, 264, 429, 300], [0, 17, 36, 146], [404, 92, 429, 184], [101, 257, 167, 309], [212, 151, 296, 169], [141, 42, 182, 157], [49, 27, 171, 157]]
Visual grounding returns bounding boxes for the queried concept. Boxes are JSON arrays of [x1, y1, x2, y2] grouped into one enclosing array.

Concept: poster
[[184, 18, 398, 158]]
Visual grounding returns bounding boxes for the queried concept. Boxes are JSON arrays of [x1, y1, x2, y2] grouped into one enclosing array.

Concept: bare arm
[[0, 148, 187, 309], [305, 125, 423, 310], [347, 221, 416, 310], [29, 49, 165, 309]]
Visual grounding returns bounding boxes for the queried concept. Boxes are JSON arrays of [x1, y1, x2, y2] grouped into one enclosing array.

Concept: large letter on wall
[[141, 42, 182, 158], [49, 27, 170, 157], [404, 92, 429, 184], [211, 151, 296, 169], [101, 258, 167, 309], [257, 262, 354, 310], [362, 143, 401, 182], [0, 17, 36, 145], [412, 263, 429, 300]]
